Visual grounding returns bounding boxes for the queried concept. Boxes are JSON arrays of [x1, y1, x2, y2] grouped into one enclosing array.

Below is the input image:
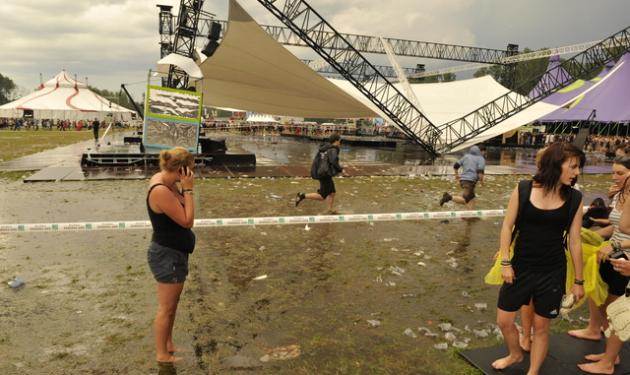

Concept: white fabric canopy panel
[[0, 71, 136, 121], [196, 0, 376, 119]]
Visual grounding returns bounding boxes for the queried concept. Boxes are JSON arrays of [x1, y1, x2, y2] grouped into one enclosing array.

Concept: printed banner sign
[[142, 85, 202, 152]]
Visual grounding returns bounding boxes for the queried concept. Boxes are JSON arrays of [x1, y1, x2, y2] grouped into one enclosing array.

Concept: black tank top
[[147, 183, 195, 253], [512, 193, 570, 272]]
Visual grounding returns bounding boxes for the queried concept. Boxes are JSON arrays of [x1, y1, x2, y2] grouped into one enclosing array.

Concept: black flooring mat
[[460, 334, 630, 375]]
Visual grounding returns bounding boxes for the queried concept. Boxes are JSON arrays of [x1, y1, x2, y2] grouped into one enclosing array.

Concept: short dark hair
[[533, 142, 585, 200], [329, 133, 341, 143]]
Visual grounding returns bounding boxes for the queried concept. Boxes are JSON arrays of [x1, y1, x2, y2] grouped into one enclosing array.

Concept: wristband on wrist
[[574, 279, 584, 286], [182, 189, 193, 194]]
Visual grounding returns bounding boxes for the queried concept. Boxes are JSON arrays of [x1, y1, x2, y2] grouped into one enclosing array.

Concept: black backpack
[[310, 150, 332, 180], [512, 180, 582, 248]]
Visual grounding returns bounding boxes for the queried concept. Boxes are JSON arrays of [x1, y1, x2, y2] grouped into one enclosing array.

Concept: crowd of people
[[202, 120, 409, 139], [511, 131, 630, 155], [0, 117, 135, 131]]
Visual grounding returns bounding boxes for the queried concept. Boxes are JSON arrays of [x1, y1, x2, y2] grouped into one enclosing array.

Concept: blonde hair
[[159, 147, 194, 172]]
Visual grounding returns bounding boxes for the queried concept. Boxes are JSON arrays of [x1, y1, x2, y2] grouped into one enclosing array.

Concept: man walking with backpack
[[296, 133, 343, 214]]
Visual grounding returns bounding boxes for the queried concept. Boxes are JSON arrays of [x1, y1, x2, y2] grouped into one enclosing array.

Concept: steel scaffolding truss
[[195, 18, 515, 64], [301, 59, 420, 79], [255, 0, 440, 157], [168, 0, 205, 89], [432, 27, 630, 154]]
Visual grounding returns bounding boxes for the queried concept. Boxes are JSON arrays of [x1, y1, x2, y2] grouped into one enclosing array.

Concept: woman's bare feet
[[167, 342, 180, 354], [584, 353, 620, 365], [577, 361, 615, 374], [491, 354, 523, 370], [157, 355, 183, 363], [519, 334, 532, 352], [568, 328, 602, 341]]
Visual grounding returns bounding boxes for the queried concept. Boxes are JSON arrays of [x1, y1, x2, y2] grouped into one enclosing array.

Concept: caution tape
[[0, 207, 589, 233]]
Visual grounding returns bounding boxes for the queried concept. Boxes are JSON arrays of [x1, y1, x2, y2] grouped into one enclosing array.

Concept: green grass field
[[0, 129, 94, 162]]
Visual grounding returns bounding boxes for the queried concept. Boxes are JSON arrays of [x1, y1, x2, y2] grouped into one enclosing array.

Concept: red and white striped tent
[[0, 71, 136, 121]]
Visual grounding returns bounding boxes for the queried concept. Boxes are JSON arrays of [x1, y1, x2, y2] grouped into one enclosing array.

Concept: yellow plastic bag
[[484, 239, 515, 285], [484, 228, 608, 307]]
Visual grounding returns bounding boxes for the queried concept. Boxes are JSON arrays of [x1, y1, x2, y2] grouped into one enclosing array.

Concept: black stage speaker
[[208, 21, 222, 41], [199, 137, 227, 154], [202, 40, 219, 57]]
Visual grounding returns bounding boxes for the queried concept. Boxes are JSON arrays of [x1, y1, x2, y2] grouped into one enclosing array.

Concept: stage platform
[[460, 334, 630, 375]]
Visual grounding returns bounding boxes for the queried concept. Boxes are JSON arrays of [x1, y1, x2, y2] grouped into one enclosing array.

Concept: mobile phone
[[609, 249, 627, 260]]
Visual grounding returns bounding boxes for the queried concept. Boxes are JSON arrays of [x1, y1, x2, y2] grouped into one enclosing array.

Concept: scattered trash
[[413, 251, 425, 257], [401, 293, 415, 298], [390, 247, 399, 252], [260, 232, 267, 236], [367, 320, 381, 328], [444, 332, 457, 342], [253, 275, 268, 281], [418, 327, 438, 338], [259, 344, 301, 362], [383, 238, 396, 242], [403, 328, 417, 338], [473, 329, 489, 338], [258, 246, 266, 251], [339, 238, 345, 244], [290, 181, 299, 184], [461, 291, 470, 298], [437, 323, 452, 332], [445, 257, 459, 269], [8, 276, 24, 289], [389, 266, 405, 276], [269, 194, 282, 199], [304, 224, 311, 231], [452, 341, 469, 349], [434, 343, 448, 350], [375, 275, 383, 283], [386, 281, 397, 287], [474, 303, 488, 311], [416, 262, 426, 267]]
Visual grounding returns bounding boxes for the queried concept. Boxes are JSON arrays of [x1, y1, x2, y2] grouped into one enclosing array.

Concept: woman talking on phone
[[146, 147, 195, 363]]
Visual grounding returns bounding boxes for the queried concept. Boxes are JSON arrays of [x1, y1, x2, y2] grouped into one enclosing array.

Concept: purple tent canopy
[[528, 55, 573, 100], [539, 53, 630, 123]]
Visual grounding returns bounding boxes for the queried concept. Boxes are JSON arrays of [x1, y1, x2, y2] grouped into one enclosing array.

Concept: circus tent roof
[[0, 71, 136, 121]]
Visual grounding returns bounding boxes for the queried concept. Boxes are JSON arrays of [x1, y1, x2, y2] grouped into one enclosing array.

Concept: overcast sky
[[1, 0, 629, 99]]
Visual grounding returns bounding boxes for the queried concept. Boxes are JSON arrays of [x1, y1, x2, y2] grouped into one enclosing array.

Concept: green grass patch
[[0, 129, 93, 162], [0, 170, 32, 181]]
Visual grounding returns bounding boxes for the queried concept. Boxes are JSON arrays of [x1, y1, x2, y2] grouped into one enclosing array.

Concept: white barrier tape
[[0, 207, 588, 233], [0, 209, 505, 233]]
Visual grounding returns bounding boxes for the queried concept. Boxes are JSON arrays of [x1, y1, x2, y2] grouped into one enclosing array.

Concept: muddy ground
[[0, 174, 614, 374]]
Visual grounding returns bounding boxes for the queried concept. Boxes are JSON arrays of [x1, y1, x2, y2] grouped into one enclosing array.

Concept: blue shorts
[[147, 241, 189, 283]]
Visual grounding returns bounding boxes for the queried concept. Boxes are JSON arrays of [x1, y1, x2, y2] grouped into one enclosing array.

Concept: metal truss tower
[[167, 0, 205, 89], [433, 27, 630, 153], [157, 5, 174, 87], [255, 0, 441, 157]]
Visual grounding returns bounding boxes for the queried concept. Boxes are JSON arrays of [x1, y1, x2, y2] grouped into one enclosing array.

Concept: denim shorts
[[147, 241, 189, 283]]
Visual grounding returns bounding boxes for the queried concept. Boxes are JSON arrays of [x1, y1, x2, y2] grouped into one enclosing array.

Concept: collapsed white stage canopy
[[0, 71, 136, 121], [177, 0, 594, 152]]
